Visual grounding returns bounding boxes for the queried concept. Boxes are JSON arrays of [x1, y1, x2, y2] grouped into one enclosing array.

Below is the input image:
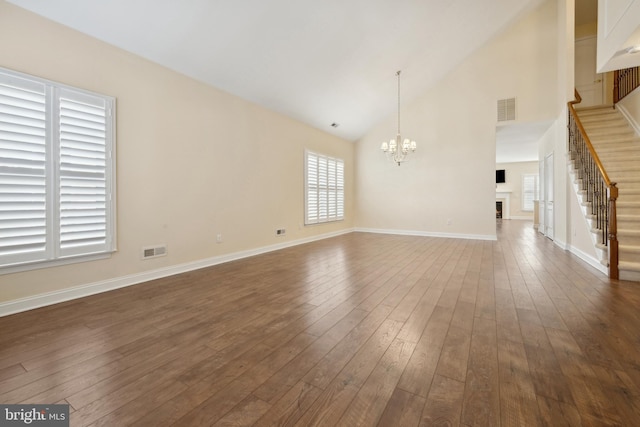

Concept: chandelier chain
[[397, 70, 401, 135]]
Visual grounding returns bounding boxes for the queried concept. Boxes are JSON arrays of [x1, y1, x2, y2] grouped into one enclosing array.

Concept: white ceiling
[[495, 121, 553, 164], [8, 0, 543, 142]]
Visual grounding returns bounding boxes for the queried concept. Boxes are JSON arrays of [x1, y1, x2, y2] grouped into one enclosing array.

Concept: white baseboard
[[354, 227, 497, 241], [510, 216, 534, 220], [0, 228, 355, 317], [616, 104, 640, 136], [569, 245, 608, 275], [554, 239, 568, 250]]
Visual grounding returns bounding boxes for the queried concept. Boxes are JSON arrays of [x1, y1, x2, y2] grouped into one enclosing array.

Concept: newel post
[[609, 183, 619, 280]]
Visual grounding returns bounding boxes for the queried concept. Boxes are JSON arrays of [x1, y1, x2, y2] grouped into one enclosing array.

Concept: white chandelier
[[380, 70, 416, 166]]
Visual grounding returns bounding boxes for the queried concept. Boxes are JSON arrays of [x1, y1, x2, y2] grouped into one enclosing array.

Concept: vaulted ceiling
[[8, 0, 544, 141]]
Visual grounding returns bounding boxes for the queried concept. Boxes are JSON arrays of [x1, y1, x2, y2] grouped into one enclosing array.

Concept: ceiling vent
[[497, 98, 516, 122]]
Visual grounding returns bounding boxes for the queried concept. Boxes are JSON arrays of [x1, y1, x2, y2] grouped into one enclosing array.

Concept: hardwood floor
[[1, 220, 640, 426]]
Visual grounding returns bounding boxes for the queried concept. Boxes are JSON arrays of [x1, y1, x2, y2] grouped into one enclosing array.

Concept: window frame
[[522, 173, 539, 212], [0, 67, 116, 274], [304, 149, 344, 225]]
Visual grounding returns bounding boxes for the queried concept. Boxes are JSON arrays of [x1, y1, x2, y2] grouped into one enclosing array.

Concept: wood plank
[[396, 306, 451, 397], [497, 339, 542, 426], [253, 381, 323, 427], [0, 221, 638, 426], [520, 323, 577, 410], [420, 374, 465, 426], [212, 395, 272, 427], [546, 328, 625, 425], [71, 345, 216, 426], [301, 306, 395, 390], [336, 338, 416, 426], [171, 332, 317, 426], [460, 317, 500, 427], [0, 363, 26, 382], [434, 325, 471, 383], [377, 388, 426, 427], [396, 287, 442, 343], [495, 288, 523, 344], [293, 319, 403, 426], [252, 307, 370, 403], [536, 395, 582, 427]]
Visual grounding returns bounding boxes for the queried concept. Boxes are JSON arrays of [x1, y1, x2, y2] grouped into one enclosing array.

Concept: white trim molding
[[553, 239, 568, 250], [354, 227, 497, 241], [569, 245, 608, 275], [0, 228, 354, 317]]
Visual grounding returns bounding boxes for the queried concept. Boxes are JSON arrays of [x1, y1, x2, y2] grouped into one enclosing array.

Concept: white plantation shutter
[[58, 89, 111, 256], [305, 150, 344, 225], [327, 160, 336, 218], [318, 155, 328, 221], [0, 75, 48, 265], [336, 161, 344, 218], [306, 153, 319, 224], [0, 68, 115, 270], [522, 174, 538, 211]]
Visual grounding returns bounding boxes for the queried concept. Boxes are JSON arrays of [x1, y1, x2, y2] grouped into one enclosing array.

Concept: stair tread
[[619, 261, 640, 271], [576, 107, 616, 115], [593, 143, 640, 149], [618, 215, 640, 220], [574, 105, 640, 278]]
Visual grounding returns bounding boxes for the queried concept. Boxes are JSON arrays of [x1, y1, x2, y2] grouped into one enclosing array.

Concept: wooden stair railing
[[614, 66, 640, 104], [568, 90, 619, 279]]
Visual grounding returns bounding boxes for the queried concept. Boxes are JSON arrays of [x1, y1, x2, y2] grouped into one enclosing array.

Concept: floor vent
[[142, 245, 167, 259], [497, 97, 516, 122]]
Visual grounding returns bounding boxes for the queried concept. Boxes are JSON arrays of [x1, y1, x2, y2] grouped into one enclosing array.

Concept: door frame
[[544, 152, 554, 240]]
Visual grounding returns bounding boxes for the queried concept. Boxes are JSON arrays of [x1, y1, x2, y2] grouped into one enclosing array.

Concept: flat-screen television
[[496, 169, 506, 183]]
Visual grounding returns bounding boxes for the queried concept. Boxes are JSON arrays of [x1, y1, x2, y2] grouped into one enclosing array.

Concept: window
[[305, 150, 344, 224], [522, 174, 539, 211], [0, 68, 116, 271]]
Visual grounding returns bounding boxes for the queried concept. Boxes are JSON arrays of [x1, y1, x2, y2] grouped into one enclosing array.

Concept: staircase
[[575, 106, 640, 281]]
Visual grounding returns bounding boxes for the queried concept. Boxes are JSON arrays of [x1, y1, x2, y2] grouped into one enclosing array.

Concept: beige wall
[[496, 161, 539, 219], [0, 2, 355, 305], [0, 0, 578, 311], [575, 22, 597, 39], [355, 0, 560, 239], [618, 86, 640, 133]]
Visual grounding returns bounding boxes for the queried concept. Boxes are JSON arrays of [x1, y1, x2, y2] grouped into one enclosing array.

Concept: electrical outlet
[[276, 228, 286, 236], [447, 218, 452, 225], [216, 233, 223, 243]]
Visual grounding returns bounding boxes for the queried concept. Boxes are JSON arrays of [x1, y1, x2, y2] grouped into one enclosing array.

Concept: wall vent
[[497, 98, 516, 122], [142, 245, 167, 259]]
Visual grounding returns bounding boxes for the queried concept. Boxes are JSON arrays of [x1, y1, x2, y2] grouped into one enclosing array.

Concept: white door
[[575, 36, 604, 107], [544, 153, 554, 239], [538, 161, 545, 234]]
